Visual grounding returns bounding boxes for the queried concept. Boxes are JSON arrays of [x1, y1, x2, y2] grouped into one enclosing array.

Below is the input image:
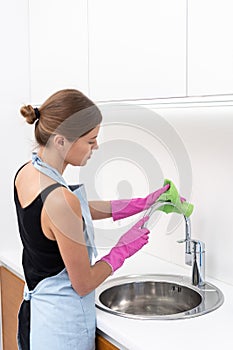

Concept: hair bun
[[20, 105, 38, 124]]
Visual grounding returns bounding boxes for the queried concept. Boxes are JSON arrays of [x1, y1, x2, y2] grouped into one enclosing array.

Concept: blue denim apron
[[18, 153, 98, 350]]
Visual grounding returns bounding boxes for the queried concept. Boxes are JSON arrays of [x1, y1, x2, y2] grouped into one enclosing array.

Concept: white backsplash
[[90, 103, 233, 286], [153, 106, 233, 285], [1, 103, 233, 287]]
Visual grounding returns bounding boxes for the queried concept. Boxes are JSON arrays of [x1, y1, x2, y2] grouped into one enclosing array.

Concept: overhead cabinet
[[28, 0, 233, 103], [188, 0, 233, 96], [29, 0, 89, 104], [88, 0, 187, 101]]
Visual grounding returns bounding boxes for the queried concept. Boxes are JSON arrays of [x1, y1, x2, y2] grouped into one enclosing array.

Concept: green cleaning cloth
[[156, 179, 194, 217]]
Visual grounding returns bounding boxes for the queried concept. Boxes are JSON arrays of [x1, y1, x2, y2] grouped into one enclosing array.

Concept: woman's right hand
[[100, 216, 150, 272]]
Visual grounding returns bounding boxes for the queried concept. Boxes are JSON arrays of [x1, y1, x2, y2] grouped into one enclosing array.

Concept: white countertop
[[96, 250, 233, 350], [1, 248, 233, 349]]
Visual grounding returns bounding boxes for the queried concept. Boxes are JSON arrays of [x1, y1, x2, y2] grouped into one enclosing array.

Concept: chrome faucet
[[177, 216, 205, 287], [144, 202, 206, 287], [183, 216, 192, 266]]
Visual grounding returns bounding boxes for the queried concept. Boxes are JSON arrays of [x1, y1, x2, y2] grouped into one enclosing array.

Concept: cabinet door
[[88, 0, 186, 101], [29, 0, 89, 104], [0, 267, 24, 350], [96, 333, 119, 350], [188, 0, 233, 96]]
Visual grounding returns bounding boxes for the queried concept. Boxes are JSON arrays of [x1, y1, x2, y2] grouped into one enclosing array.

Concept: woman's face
[[65, 125, 100, 166]]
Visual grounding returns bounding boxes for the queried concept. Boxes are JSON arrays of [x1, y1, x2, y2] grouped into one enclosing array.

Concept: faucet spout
[[184, 216, 192, 266], [177, 215, 192, 266], [143, 201, 206, 287]]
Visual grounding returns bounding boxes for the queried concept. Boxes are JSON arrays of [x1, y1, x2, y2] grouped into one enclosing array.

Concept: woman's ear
[[53, 134, 65, 149]]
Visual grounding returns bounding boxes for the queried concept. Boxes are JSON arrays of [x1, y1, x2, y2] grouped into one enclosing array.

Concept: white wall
[[0, 0, 32, 253]]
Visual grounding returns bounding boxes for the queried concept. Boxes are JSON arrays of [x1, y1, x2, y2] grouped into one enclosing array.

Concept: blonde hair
[[20, 89, 102, 146]]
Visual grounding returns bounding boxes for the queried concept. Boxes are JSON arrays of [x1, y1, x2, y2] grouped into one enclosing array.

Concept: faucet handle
[[190, 240, 205, 256], [177, 238, 187, 244]]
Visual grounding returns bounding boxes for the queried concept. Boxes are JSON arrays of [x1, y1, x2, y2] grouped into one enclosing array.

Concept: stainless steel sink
[[95, 274, 224, 320]]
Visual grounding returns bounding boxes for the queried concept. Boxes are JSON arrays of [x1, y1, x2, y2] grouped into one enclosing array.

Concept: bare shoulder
[[44, 185, 82, 219], [15, 161, 55, 189], [15, 162, 57, 208], [43, 185, 84, 243], [15, 162, 33, 185]]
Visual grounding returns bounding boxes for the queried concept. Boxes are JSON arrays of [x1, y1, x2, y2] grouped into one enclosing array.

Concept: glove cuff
[[99, 246, 126, 272]]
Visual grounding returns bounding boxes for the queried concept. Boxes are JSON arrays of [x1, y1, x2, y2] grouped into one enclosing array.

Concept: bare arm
[[89, 200, 112, 220], [43, 188, 112, 296]]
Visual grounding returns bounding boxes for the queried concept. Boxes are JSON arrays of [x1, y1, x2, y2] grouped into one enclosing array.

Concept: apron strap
[[32, 153, 97, 258], [23, 285, 33, 301]]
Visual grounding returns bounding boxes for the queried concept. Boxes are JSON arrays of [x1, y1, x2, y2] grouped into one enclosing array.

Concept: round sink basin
[[95, 274, 224, 320]]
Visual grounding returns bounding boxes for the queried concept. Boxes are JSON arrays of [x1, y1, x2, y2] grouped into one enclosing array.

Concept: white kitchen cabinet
[[29, 0, 89, 104], [188, 0, 233, 96], [88, 0, 187, 101]]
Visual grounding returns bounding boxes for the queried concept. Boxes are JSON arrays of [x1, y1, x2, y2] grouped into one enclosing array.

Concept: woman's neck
[[37, 147, 67, 174]]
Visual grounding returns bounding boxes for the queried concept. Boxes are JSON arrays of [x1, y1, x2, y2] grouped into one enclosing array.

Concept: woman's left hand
[[111, 184, 170, 221]]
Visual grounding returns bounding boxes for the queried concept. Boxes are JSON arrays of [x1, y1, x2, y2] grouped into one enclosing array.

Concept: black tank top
[[14, 165, 65, 290]]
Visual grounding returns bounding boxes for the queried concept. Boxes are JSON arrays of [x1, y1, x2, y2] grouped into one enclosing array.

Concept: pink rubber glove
[[100, 216, 150, 272], [111, 184, 170, 221]]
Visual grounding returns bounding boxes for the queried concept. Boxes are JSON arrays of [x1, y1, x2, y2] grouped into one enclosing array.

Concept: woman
[[14, 89, 169, 350]]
